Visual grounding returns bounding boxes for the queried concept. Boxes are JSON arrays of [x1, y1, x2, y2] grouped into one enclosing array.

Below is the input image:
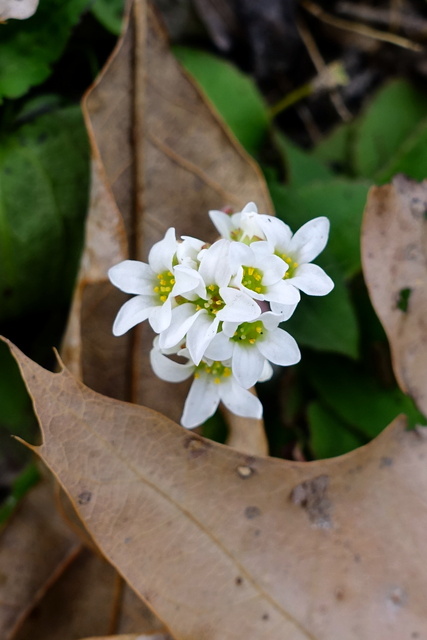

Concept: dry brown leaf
[[13, 547, 164, 640], [9, 340, 427, 640], [62, 0, 273, 429], [0, 479, 80, 640], [362, 174, 427, 417]]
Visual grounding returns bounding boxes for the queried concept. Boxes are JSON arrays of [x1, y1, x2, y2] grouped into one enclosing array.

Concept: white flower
[[228, 240, 301, 306], [209, 202, 267, 244], [205, 312, 300, 389], [150, 344, 265, 429], [108, 228, 202, 336], [256, 216, 334, 314], [158, 239, 261, 364]]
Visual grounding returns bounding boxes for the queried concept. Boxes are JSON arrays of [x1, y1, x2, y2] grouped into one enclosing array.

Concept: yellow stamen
[[247, 267, 254, 276], [214, 377, 221, 384]]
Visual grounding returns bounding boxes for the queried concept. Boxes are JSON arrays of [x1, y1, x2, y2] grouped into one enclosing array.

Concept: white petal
[[181, 376, 220, 428], [290, 217, 330, 263], [186, 313, 220, 365], [112, 295, 156, 336], [148, 228, 177, 273], [268, 301, 298, 321], [204, 331, 234, 361], [219, 379, 263, 419], [108, 260, 154, 295], [290, 263, 334, 296], [258, 215, 293, 248], [150, 348, 194, 382], [241, 202, 258, 214], [257, 328, 301, 366], [265, 279, 301, 305], [148, 297, 172, 333], [218, 287, 261, 322], [199, 239, 232, 286], [257, 253, 287, 285], [258, 311, 282, 331], [232, 343, 265, 389], [208, 210, 234, 239], [173, 265, 206, 298], [259, 360, 273, 382], [159, 303, 202, 349]]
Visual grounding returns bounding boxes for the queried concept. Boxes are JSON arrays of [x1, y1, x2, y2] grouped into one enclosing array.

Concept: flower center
[[153, 270, 175, 302], [230, 229, 260, 245], [232, 320, 264, 346], [241, 266, 265, 294], [277, 253, 299, 279], [194, 284, 225, 316], [194, 360, 232, 384]]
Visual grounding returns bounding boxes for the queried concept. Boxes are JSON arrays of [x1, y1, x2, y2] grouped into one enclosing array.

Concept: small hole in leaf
[[396, 288, 411, 312]]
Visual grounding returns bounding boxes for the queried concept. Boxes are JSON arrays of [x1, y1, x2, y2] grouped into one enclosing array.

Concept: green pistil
[[194, 284, 225, 316], [232, 320, 264, 346], [230, 229, 262, 245], [153, 270, 175, 302], [195, 361, 232, 384], [242, 266, 265, 294], [277, 252, 299, 279]]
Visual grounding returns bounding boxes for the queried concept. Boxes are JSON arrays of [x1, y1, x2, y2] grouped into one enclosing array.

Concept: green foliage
[[91, 0, 125, 35], [173, 46, 270, 157], [307, 355, 425, 439], [308, 402, 363, 459], [0, 0, 89, 101], [274, 131, 333, 186], [0, 105, 89, 321], [0, 463, 40, 524], [313, 79, 427, 183]]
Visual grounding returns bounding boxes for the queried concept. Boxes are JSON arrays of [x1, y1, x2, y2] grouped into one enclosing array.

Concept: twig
[[301, 0, 424, 52], [336, 2, 427, 37]]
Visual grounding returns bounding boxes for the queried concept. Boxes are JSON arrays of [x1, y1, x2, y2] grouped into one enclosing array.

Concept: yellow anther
[[170, 278, 175, 285], [286, 257, 292, 264], [254, 273, 262, 281], [208, 284, 216, 291], [205, 367, 211, 373], [157, 273, 163, 279], [160, 279, 167, 285], [167, 271, 173, 277], [249, 338, 256, 344], [160, 295, 167, 302], [194, 372, 200, 379], [196, 305, 202, 311], [154, 286, 160, 292], [223, 367, 231, 377], [214, 377, 221, 384], [215, 300, 222, 305], [247, 267, 254, 276], [255, 326, 262, 334], [293, 262, 299, 269], [255, 287, 262, 292]]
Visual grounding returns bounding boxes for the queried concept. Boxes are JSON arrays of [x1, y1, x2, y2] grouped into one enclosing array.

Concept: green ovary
[[241, 266, 266, 294], [195, 361, 231, 384], [232, 320, 264, 346], [153, 270, 175, 302], [194, 284, 225, 316], [277, 252, 299, 279]]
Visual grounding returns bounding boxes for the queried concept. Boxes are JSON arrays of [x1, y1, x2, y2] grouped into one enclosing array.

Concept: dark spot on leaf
[[396, 288, 411, 312], [262, 613, 269, 621], [236, 465, 254, 478], [77, 490, 91, 505], [290, 475, 332, 528], [335, 587, 345, 601], [380, 456, 393, 468], [235, 576, 243, 586], [184, 435, 211, 458], [388, 586, 407, 607], [244, 506, 261, 519]]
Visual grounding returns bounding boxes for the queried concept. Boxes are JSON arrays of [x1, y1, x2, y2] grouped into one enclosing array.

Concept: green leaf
[[308, 401, 364, 459], [283, 270, 359, 358], [0, 341, 34, 435], [268, 177, 370, 279], [0, 106, 89, 320], [0, 463, 40, 525], [91, 0, 124, 35], [0, 0, 89, 101], [173, 46, 270, 157], [376, 116, 427, 183], [273, 131, 333, 187], [353, 80, 427, 178], [311, 122, 354, 174], [307, 355, 426, 439]]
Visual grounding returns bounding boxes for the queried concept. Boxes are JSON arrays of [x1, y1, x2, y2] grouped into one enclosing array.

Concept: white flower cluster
[[109, 203, 334, 428]]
